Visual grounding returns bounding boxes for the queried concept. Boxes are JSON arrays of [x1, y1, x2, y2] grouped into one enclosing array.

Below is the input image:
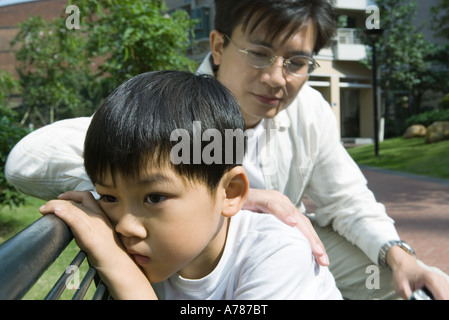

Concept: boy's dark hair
[[84, 71, 245, 192], [214, 0, 336, 54]]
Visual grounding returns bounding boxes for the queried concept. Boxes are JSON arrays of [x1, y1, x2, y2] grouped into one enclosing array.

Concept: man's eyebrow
[[248, 38, 313, 57]]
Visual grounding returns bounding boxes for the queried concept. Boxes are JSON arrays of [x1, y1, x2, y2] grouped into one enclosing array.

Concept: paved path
[[361, 166, 449, 274], [304, 166, 449, 274]]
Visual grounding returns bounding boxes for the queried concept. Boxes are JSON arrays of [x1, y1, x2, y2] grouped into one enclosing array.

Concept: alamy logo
[[365, 265, 380, 290], [65, 5, 80, 30], [65, 265, 80, 290], [366, 5, 380, 30], [169, 121, 279, 175]]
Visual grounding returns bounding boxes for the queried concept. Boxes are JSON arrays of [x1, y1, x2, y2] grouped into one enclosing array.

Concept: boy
[[40, 71, 342, 299]]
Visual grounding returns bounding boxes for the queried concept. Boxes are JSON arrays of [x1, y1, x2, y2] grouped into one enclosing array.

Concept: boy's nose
[[115, 212, 147, 239]]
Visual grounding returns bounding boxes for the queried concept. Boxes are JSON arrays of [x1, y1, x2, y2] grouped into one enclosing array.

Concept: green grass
[[347, 137, 449, 180], [0, 197, 95, 300]]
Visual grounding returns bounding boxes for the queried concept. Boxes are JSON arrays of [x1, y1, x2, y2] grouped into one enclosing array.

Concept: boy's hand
[[40, 191, 157, 299], [243, 188, 329, 266], [39, 191, 125, 269]]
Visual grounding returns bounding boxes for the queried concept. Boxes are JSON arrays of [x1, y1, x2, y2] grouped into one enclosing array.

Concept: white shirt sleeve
[[5, 117, 94, 200], [300, 89, 400, 264]]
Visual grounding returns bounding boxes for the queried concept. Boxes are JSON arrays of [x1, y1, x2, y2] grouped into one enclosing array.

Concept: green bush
[[440, 93, 449, 110], [405, 109, 449, 127], [0, 109, 29, 208]]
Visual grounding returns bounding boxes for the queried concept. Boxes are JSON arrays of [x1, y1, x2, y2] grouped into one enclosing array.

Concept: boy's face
[[212, 21, 316, 128], [95, 164, 230, 283]]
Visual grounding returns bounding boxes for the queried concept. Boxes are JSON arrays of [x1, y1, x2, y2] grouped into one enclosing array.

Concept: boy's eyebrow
[[137, 173, 174, 186], [96, 173, 173, 188]]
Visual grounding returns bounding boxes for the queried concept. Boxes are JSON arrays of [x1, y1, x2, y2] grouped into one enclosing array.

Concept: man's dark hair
[[84, 71, 245, 193], [214, 0, 336, 54]]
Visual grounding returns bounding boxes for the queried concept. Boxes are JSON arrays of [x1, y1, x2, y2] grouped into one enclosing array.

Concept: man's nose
[[261, 56, 288, 88]]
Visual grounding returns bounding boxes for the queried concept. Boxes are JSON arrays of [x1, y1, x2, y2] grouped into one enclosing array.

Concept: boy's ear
[[210, 30, 225, 66], [221, 166, 249, 218]]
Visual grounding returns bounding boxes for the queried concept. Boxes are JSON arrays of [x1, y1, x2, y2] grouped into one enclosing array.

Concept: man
[[6, 0, 449, 299]]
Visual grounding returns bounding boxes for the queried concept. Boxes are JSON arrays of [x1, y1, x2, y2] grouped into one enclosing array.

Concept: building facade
[[0, 0, 67, 78]]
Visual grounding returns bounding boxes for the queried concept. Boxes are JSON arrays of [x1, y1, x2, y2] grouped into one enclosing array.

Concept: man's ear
[[221, 166, 249, 218], [210, 30, 225, 67]]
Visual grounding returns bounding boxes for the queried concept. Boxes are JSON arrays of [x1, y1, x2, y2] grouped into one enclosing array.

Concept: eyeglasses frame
[[224, 34, 320, 77]]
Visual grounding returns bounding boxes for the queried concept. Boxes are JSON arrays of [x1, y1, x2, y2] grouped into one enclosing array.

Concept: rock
[[425, 121, 449, 143], [403, 124, 426, 139]]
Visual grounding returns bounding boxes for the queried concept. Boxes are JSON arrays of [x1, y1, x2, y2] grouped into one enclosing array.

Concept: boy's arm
[[39, 191, 157, 299]]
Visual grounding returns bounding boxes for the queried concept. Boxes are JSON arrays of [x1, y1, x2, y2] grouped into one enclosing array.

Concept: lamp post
[[365, 29, 383, 157]]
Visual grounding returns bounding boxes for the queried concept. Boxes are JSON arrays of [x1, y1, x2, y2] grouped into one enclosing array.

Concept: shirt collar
[[196, 52, 215, 77]]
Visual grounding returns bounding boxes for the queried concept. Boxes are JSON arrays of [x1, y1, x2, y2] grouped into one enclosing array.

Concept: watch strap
[[378, 240, 416, 268]]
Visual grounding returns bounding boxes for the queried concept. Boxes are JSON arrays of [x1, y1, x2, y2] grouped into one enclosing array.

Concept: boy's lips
[[132, 254, 151, 265], [126, 247, 151, 265]]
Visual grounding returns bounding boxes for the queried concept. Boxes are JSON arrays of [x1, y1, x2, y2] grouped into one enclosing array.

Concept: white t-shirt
[[152, 210, 342, 300]]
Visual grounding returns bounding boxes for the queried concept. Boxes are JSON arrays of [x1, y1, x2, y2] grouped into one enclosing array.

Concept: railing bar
[[71, 267, 97, 300], [0, 215, 72, 300], [92, 282, 108, 300], [44, 251, 87, 300]]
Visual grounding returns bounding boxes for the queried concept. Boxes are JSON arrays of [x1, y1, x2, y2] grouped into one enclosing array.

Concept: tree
[[11, 0, 197, 126], [361, 0, 449, 136], [79, 0, 197, 86], [431, 0, 449, 40], [11, 16, 94, 126]]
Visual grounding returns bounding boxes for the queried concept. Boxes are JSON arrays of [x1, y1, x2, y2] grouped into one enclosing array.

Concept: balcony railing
[[336, 28, 363, 45]]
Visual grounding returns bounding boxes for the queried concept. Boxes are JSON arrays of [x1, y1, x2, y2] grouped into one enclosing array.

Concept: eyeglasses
[[225, 34, 319, 77]]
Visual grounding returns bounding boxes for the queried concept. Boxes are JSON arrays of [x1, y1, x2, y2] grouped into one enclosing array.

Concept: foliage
[[11, 0, 198, 126], [0, 115, 29, 209], [0, 71, 28, 209], [362, 1, 449, 115], [440, 92, 449, 109], [363, 1, 431, 90], [405, 109, 449, 127], [431, 0, 449, 40], [78, 0, 197, 86], [11, 16, 96, 126], [0, 70, 19, 105]]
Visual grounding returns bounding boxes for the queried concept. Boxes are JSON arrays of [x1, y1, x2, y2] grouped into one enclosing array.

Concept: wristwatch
[[378, 240, 416, 268]]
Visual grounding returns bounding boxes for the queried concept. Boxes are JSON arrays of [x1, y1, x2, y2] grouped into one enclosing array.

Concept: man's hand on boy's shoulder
[[242, 188, 329, 266]]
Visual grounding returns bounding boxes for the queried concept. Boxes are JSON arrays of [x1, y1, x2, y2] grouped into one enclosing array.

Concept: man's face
[[212, 22, 316, 128]]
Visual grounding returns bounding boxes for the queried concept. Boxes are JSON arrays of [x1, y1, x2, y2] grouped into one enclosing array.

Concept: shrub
[[0, 109, 29, 208], [405, 109, 449, 127]]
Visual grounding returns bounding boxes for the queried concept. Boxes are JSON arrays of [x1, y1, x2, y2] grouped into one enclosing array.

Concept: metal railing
[[0, 214, 109, 300]]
